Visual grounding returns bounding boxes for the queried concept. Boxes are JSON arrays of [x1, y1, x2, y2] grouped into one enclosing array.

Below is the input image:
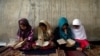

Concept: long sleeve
[[27, 29, 34, 42], [53, 27, 60, 40]]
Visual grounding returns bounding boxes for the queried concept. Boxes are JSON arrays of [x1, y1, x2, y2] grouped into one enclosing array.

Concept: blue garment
[[22, 48, 56, 55], [58, 17, 73, 40]]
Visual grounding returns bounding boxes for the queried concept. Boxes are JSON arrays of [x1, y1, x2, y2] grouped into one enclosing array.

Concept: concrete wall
[[0, 0, 100, 43]]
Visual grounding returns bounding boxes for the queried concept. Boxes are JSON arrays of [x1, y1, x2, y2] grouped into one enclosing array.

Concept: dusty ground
[[0, 45, 100, 56], [84, 45, 100, 56]]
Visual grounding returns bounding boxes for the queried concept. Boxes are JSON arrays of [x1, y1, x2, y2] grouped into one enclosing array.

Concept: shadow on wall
[[0, 33, 9, 43], [93, 27, 100, 37]]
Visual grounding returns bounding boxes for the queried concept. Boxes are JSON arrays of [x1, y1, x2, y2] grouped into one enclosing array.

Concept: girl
[[53, 17, 85, 56], [14, 18, 34, 50], [33, 20, 54, 49], [53, 17, 82, 51], [72, 19, 90, 50]]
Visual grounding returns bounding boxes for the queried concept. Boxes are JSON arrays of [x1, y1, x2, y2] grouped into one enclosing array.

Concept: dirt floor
[[84, 45, 100, 56], [0, 45, 100, 56]]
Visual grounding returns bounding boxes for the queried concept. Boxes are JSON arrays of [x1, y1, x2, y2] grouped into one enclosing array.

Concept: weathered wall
[[0, 0, 100, 43]]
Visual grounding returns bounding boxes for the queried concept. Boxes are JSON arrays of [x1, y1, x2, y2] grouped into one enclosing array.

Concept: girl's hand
[[24, 38, 28, 41], [49, 40, 54, 46], [19, 37, 23, 42], [76, 47, 82, 51]]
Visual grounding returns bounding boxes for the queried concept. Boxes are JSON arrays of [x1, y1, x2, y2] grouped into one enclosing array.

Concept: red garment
[[76, 39, 89, 49], [66, 51, 85, 56]]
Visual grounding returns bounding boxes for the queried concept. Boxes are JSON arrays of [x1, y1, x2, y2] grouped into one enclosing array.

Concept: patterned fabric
[[0, 48, 23, 56], [17, 18, 33, 40], [0, 47, 89, 56], [16, 18, 34, 50]]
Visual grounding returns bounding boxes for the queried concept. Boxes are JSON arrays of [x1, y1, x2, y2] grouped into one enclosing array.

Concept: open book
[[36, 41, 49, 47], [0, 42, 7, 46], [57, 39, 66, 45], [57, 38, 76, 47]]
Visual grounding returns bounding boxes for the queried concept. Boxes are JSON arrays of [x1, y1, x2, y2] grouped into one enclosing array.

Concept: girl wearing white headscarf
[[72, 19, 90, 49]]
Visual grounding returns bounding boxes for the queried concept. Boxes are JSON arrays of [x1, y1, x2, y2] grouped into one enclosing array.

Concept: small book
[[57, 39, 66, 45], [66, 39, 76, 47]]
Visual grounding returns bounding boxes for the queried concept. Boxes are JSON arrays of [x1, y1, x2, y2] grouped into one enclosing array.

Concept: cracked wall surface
[[0, 0, 100, 43]]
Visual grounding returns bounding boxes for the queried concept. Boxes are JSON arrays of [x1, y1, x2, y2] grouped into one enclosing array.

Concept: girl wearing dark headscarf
[[53, 17, 86, 56], [54, 17, 81, 50], [14, 18, 34, 50]]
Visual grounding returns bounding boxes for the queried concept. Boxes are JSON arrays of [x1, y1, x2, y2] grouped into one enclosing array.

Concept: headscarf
[[58, 17, 73, 40], [72, 19, 87, 40], [36, 20, 52, 46], [38, 20, 52, 40], [17, 18, 32, 39]]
